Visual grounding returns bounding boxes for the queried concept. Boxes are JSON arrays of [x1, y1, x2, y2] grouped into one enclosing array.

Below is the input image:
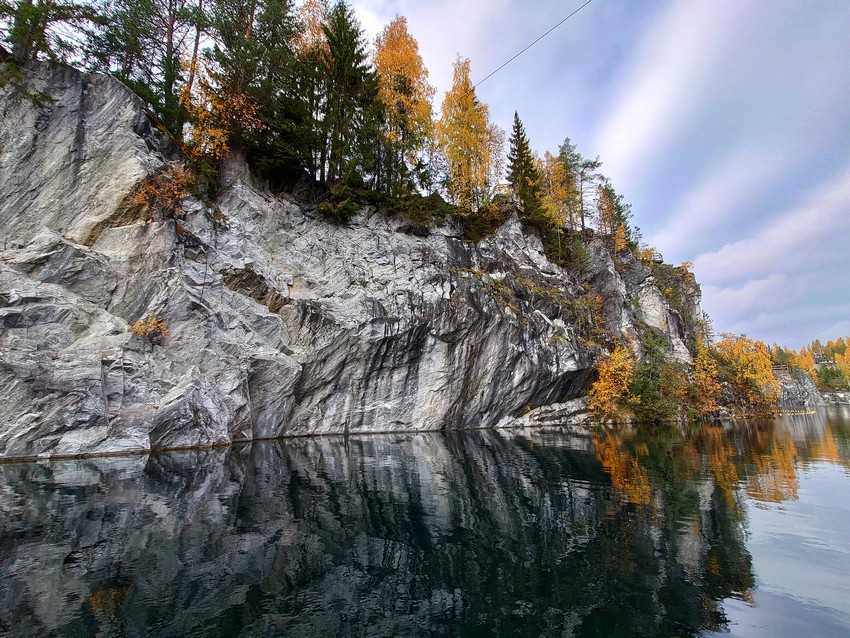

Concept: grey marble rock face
[[0, 63, 700, 458], [776, 369, 827, 408]]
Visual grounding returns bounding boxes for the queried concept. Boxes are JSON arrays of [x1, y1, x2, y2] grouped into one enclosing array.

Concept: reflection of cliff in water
[[14, 408, 847, 637]]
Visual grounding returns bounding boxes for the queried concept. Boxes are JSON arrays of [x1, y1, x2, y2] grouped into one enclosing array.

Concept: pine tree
[[596, 180, 632, 247], [186, 0, 306, 176], [506, 111, 541, 217], [3, 0, 101, 63], [558, 137, 601, 232], [86, 0, 200, 137]]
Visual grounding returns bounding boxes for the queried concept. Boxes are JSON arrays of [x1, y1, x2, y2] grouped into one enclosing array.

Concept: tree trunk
[[185, 0, 204, 98]]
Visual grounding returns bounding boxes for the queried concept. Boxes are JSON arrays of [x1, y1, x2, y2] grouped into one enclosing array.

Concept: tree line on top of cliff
[[0, 0, 641, 251], [771, 337, 850, 391]]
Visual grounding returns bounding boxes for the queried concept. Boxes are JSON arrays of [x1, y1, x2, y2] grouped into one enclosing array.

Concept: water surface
[[2, 408, 850, 637]]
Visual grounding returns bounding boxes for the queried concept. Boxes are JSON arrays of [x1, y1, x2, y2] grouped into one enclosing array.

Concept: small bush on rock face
[[317, 183, 361, 224], [130, 165, 193, 218], [458, 200, 511, 242], [130, 317, 168, 346], [589, 345, 635, 422]]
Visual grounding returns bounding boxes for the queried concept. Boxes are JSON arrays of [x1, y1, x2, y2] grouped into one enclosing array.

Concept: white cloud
[[820, 319, 850, 341], [702, 274, 791, 322], [649, 147, 780, 259], [592, 0, 737, 192], [713, 300, 850, 349], [693, 163, 850, 287], [693, 162, 850, 346]]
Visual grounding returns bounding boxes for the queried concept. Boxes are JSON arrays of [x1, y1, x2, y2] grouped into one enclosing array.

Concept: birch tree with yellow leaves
[[374, 16, 435, 195], [538, 151, 572, 228], [588, 345, 635, 422], [690, 336, 722, 417], [436, 56, 503, 211]]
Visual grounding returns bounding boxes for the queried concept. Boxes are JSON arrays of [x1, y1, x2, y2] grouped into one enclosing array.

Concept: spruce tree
[[320, 0, 373, 184], [506, 111, 541, 217]]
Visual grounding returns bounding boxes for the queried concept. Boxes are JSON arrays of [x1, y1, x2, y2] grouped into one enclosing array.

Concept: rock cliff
[[776, 368, 826, 408], [0, 63, 700, 459]]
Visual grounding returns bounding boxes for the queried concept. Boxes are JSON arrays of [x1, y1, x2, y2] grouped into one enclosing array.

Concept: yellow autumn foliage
[[538, 151, 573, 229], [837, 351, 850, 375], [436, 57, 503, 210], [791, 348, 816, 375], [588, 345, 635, 421], [715, 333, 780, 407], [293, 0, 330, 58], [691, 336, 721, 417], [639, 247, 657, 262], [180, 61, 264, 161], [374, 17, 434, 147], [614, 223, 628, 252], [130, 316, 168, 345]]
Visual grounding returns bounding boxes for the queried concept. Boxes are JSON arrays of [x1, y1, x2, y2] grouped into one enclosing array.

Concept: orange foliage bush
[[130, 165, 192, 218], [589, 345, 635, 421], [130, 316, 168, 345]]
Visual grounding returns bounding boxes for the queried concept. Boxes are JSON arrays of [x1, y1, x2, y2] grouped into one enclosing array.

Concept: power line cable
[[471, 0, 596, 93]]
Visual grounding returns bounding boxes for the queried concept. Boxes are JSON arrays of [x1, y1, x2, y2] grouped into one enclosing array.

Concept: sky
[[350, 0, 850, 349]]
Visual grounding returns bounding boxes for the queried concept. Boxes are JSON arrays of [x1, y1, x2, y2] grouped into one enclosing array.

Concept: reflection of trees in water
[[806, 411, 850, 470], [747, 430, 800, 502], [591, 424, 756, 632], [594, 433, 652, 505], [585, 408, 850, 632], [597, 410, 850, 512], [3, 411, 847, 637]]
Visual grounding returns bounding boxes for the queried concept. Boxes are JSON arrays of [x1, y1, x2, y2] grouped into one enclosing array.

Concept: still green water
[[2, 408, 850, 637]]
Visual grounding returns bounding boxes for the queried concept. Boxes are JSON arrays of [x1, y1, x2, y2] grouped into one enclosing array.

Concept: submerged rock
[[0, 63, 701, 458]]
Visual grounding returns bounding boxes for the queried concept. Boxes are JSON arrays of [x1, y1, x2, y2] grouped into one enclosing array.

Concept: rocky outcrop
[[0, 63, 700, 459], [776, 369, 826, 408], [823, 392, 850, 405], [0, 62, 171, 249]]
